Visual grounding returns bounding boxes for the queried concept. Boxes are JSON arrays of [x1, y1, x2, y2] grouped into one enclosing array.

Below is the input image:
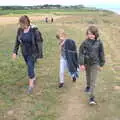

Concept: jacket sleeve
[[34, 29, 43, 58], [99, 41, 105, 67], [13, 28, 21, 55], [79, 41, 85, 65]]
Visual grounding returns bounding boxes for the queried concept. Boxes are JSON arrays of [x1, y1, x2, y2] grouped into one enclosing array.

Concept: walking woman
[[12, 15, 43, 93]]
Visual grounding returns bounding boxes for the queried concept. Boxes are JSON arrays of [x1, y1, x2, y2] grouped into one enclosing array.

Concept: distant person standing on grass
[[79, 25, 105, 105], [45, 17, 48, 23], [56, 29, 79, 88], [51, 17, 54, 23], [12, 15, 43, 94]]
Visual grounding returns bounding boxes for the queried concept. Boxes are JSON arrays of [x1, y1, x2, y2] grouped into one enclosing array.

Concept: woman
[[12, 15, 43, 93]]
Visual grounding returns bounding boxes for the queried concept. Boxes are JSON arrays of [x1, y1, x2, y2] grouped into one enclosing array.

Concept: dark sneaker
[[72, 76, 76, 82], [89, 97, 97, 105], [59, 83, 64, 88], [84, 86, 90, 92]]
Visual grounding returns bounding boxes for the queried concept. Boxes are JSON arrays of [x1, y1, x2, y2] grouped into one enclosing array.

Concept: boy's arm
[[99, 41, 105, 67], [79, 42, 86, 71], [79, 42, 85, 65]]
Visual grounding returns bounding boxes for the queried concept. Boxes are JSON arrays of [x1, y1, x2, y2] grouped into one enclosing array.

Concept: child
[[56, 29, 79, 88], [12, 15, 43, 93], [79, 25, 105, 105]]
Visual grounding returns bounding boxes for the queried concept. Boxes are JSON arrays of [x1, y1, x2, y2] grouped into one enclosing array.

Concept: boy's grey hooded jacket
[[79, 39, 105, 67]]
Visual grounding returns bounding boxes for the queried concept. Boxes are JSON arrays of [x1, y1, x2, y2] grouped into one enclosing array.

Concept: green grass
[[0, 11, 120, 120], [0, 8, 115, 16]]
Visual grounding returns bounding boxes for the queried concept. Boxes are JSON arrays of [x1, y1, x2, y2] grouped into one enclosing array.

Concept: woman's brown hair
[[86, 25, 99, 40], [19, 15, 30, 26]]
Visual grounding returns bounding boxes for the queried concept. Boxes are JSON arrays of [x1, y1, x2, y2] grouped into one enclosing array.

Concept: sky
[[0, 0, 120, 13]]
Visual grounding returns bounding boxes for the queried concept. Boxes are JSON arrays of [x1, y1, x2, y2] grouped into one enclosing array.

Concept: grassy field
[[0, 9, 115, 16], [0, 10, 120, 120]]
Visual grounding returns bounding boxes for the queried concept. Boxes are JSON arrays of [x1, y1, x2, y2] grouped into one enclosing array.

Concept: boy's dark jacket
[[79, 39, 105, 66], [13, 25, 43, 60], [64, 39, 79, 74]]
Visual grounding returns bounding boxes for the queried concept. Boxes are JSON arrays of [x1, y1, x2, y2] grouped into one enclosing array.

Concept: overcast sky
[[0, 0, 120, 13], [0, 0, 119, 8]]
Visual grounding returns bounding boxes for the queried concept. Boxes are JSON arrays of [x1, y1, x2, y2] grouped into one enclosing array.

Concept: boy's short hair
[[86, 25, 99, 39], [56, 29, 66, 39]]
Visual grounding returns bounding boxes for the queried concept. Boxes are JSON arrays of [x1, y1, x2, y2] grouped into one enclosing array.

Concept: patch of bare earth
[[0, 16, 64, 25], [57, 80, 87, 120]]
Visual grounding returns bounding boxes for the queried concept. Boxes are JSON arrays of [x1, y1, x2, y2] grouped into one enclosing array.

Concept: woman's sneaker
[[89, 97, 97, 105], [59, 83, 64, 88]]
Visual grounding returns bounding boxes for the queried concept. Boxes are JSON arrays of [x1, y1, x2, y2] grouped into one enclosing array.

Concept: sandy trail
[[0, 15, 63, 25]]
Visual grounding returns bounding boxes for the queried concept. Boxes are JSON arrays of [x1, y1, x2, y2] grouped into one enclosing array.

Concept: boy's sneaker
[[72, 76, 76, 82], [84, 86, 90, 92], [59, 83, 64, 88], [89, 97, 97, 105]]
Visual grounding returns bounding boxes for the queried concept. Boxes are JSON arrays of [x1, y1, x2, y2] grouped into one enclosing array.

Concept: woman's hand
[[79, 65, 86, 71], [12, 53, 17, 60]]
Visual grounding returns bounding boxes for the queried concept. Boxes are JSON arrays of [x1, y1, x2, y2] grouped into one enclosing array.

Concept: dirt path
[[0, 15, 64, 25], [57, 75, 88, 120], [57, 24, 120, 120]]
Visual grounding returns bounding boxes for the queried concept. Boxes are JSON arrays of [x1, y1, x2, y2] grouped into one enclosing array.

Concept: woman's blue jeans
[[24, 55, 36, 79]]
